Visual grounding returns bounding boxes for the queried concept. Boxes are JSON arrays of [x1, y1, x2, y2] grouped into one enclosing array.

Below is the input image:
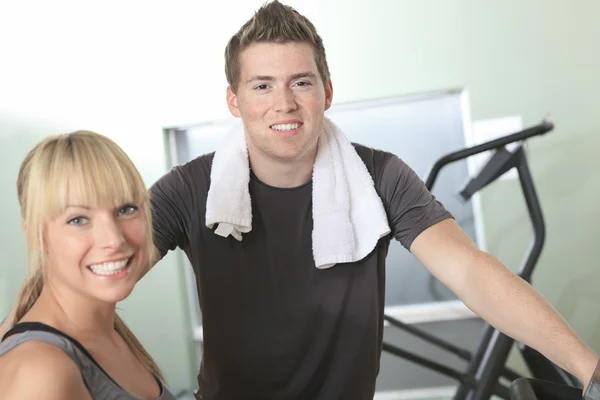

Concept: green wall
[[1, 0, 598, 389]]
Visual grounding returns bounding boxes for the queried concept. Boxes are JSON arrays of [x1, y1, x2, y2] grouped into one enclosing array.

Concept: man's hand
[[410, 218, 599, 388]]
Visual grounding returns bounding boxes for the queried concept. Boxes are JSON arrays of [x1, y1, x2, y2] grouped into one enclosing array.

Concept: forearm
[[458, 252, 598, 386]]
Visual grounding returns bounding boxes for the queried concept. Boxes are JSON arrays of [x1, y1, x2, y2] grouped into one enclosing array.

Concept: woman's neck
[[21, 285, 118, 343]]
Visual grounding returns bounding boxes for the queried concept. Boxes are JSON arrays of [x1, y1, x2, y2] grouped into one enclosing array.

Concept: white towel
[[205, 117, 391, 269]]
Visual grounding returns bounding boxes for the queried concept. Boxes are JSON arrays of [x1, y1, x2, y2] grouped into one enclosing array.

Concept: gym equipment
[[381, 120, 580, 399], [509, 378, 582, 400]]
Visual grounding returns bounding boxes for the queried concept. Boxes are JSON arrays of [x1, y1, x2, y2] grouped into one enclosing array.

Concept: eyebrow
[[245, 72, 318, 84], [65, 205, 90, 210], [291, 72, 317, 80]]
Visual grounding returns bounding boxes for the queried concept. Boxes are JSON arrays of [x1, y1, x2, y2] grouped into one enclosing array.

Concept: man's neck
[[249, 151, 316, 188]]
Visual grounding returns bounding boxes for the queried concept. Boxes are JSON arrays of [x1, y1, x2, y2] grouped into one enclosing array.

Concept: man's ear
[[324, 79, 334, 111], [226, 86, 242, 118]]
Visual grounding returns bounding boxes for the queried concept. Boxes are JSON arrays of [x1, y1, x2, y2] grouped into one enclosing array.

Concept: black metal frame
[[381, 120, 561, 399], [518, 344, 581, 389], [509, 378, 582, 400]]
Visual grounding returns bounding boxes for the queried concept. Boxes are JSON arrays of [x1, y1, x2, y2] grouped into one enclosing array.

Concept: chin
[[273, 143, 314, 161], [98, 284, 136, 304]]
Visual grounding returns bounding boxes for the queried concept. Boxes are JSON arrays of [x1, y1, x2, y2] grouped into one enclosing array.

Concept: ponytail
[[7, 266, 43, 327]]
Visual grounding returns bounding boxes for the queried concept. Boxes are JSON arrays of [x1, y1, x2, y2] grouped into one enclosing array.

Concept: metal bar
[[461, 149, 547, 399], [382, 341, 473, 384], [513, 148, 546, 282], [519, 344, 581, 388], [492, 382, 511, 399], [467, 330, 516, 399], [425, 120, 553, 191], [453, 324, 496, 399], [501, 367, 523, 383], [458, 147, 521, 201], [510, 378, 582, 400], [454, 147, 548, 399], [383, 315, 472, 361], [509, 379, 539, 400]]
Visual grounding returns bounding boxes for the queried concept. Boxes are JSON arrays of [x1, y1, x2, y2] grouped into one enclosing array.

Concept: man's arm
[[373, 150, 598, 391], [411, 218, 599, 390], [140, 164, 196, 280]]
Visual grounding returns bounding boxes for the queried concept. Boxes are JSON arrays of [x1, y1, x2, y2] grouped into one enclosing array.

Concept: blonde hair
[[225, 0, 331, 93], [7, 130, 164, 381]]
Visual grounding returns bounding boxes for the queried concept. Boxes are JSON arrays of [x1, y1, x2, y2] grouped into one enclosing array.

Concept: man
[[149, 1, 600, 399], [148, 2, 599, 399], [1, 1, 596, 399]]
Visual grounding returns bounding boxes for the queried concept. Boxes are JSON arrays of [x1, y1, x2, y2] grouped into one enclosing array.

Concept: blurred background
[[1, 0, 599, 398]]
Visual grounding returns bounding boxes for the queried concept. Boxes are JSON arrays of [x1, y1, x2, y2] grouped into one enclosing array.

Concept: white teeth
[[88, 258, 129, 276], [271, 123, 300, 131]]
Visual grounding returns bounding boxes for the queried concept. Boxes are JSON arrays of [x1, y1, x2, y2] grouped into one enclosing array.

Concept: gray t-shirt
[[149, 143, 452, 400], [0, 322, 176, 400]]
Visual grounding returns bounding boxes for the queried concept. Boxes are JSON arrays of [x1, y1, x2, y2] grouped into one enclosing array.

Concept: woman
[[0, 131, 176, 399]]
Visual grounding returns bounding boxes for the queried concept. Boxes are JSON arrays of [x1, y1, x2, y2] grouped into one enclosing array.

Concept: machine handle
[[510, 378, 583, 400]]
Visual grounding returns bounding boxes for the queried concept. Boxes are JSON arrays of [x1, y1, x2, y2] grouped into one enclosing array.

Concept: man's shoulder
[[177, 151, 216, 177], [150, 151, 215, 195], [351, 142, 406, 180], [352, 142, 394, 162]]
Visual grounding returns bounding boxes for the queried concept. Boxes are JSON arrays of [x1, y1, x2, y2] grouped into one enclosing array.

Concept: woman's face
[[43, 200, 148, 305]]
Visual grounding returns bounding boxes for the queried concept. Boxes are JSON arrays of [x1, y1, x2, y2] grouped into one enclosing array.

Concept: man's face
[[227, 41, 333, 164]]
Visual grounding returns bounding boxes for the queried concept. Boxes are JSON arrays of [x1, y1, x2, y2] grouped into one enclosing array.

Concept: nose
[[95, 215, 126, 250], [273, 87, 298, 113]]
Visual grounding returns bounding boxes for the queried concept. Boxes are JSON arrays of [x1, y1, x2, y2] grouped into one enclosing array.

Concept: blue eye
[[68, 216, 88, 225], [119, 205, 139, 215]]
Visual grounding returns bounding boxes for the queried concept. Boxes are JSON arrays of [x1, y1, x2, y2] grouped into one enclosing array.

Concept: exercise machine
[[381, 120, 580, 399], [509, 378, 583, 400]]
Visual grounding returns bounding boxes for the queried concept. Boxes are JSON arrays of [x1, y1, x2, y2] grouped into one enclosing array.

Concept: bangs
[[19, 130, 154, 273], [40, 134, 148, 218]]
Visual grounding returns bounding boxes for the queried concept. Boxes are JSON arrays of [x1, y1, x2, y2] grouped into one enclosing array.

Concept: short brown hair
[[225, 0, 330, 93]]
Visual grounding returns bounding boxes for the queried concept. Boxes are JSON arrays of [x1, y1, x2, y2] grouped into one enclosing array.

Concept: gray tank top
[[0, 322, 177, 400]]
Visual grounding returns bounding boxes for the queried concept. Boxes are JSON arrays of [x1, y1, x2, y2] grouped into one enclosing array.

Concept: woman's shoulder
[[0, 339, 92, 399]]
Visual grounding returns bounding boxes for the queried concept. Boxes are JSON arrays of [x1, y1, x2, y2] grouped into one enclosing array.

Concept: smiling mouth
[[87, 257, 132, 276], [270, 122, 302, 132]]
